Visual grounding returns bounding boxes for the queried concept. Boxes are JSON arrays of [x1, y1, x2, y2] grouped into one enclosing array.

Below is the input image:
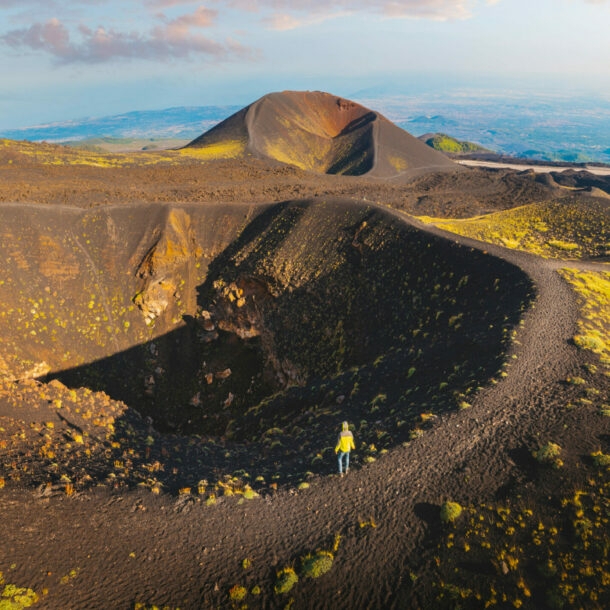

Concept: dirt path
[[0, 209, 596, 609], [457, 159, 610, 176]]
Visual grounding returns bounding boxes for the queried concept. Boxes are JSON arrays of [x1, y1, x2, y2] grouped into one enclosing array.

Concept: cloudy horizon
[[1, 0, 610, 129]]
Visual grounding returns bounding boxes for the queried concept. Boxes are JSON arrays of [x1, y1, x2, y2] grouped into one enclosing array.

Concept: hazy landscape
[[3, 88, 610, 165], [0, 90, 609, 609]]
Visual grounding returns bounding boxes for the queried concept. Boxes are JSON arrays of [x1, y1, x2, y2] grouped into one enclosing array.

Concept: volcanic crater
[[1, 197, 533, 483], [187, 90, 455, 177]]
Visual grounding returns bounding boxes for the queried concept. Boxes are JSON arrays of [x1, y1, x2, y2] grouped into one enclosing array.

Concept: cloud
[[145, 0, 201, 8], [263, 10, 349, 31], [0, 8, 253, 63], [2, 18, 71, 56], [225, 0, 476, 23], [0, 0, 113, 8], [380, 1, 472, 19], [0, 0, 40, 6], [160, 6, 217, 30]]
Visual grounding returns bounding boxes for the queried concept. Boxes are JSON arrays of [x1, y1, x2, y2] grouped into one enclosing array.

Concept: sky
[[1, 0, 610, 129]]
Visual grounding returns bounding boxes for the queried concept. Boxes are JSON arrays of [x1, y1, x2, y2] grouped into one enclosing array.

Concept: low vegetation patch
[[0, 137, 247, 169], [533, 442, 563, 468], [228, 584, 247, 602], [301, 551, 334, 579], [274, 567, 298, 595], [421, 133, 488, 155], [418, 200, 610, 259], [433, 465, 610, 610], [592, 451, 610, 468], [0, 572, 39, 609], [440, 501, 463, 524], [178, 139, 246, 160], [559, 268, 610, 371]]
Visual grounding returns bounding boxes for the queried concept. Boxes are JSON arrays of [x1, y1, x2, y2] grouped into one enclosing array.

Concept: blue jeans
[[338, 451, 350, 474]]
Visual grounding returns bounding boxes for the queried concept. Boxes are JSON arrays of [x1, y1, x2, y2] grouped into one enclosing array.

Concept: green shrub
[[548, 240, 579, 251], [301, 551, 334, 579], [591, 451, 610, 467], [566, 376, 586, 385], [274, 567, 298, 595], [440, 501, 463, 523], [242, 486, 258, 500], [228, 585, 247, 602], [574, 334, 606, 353], [533, 442, 563, 468], [0, 583, 39, 609]]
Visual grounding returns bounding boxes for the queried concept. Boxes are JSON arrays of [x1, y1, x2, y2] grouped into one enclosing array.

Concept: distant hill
[[419, 133, 490, 155], [186, 91, 455, 177], [4, 91, 610, 165], [0, 105, 240, 143]]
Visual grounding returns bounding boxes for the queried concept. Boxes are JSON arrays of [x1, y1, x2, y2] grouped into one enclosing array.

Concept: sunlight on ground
[[559, 268, 610, 370], [178, 139, 246, 160], [0, 138, 247, 168], [417, 202, 609, 260]]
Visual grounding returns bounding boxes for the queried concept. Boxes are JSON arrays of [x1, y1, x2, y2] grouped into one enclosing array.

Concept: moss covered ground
[[419, 199, 610, 260]]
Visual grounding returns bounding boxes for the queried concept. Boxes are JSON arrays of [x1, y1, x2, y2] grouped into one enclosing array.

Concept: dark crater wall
[[36, 200, 534, 471]]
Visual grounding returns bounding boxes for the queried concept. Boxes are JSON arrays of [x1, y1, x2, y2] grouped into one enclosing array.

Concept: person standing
[[335, 421, 355, 476]]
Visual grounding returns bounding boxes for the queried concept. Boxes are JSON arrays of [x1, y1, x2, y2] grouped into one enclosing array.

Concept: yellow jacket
[[335, 430, 355, 454]]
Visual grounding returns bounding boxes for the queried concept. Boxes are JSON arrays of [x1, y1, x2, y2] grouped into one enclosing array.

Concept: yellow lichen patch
[[417, 200, 609, 260], [435, 473, 610, 609], [179, 139, 246, 160], [559, 268, 610, 368], [0, 582, 39, 608], [0, 138, 178, 168], [387, 155, 408, 172], [262, 135, 334, 173]]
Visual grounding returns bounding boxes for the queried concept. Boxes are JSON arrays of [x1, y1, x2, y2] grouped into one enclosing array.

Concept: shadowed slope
[[0, 199, 532, 475], [0, 202, 259, 380], [187, 91, 455, 177]]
